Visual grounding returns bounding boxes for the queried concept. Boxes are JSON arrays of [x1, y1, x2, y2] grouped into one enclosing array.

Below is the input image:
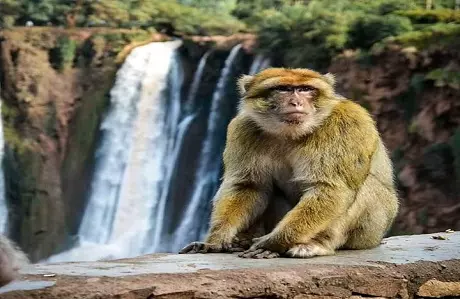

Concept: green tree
[[18, 0, 58, 25], [348, 14, 413, 49], [0, 0, 21, 27], [257, 4, 349, 69]]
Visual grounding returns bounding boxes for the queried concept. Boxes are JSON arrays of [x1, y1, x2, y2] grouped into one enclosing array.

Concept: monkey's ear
[[323, 73, 336, 87], [237, 75, 255, 95]]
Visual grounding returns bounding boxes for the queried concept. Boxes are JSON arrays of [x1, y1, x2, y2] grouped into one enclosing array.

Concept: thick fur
[[180, 67, 399, 258], [0, 235, 29, 287]]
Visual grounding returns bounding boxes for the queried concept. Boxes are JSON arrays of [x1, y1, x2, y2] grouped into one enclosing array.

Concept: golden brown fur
[[180, 67, 399, 258], [0, 235, 29, 287]]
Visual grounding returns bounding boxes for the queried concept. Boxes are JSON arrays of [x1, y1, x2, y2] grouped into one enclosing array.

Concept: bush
[[256, 4, 349, 69], [425, 68, 460, 89], [386, 23, 460, 49], [50, 36, 77, 71], [396, 9, 460, 24], [348, 15, 413, 49], [377, 0, 418, 15]]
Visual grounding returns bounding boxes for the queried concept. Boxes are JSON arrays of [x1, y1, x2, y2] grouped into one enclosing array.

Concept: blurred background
[[0, 0, 459, 263]]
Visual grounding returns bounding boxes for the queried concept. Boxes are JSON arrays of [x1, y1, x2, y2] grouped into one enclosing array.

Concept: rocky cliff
[[330, 43, 460, 235]]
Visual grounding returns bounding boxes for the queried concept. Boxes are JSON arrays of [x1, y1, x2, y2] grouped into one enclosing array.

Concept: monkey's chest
[[271, 162, 304, 206]]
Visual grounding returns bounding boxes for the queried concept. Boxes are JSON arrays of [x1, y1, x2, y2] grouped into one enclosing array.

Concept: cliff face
[[329, 45, 460, 235], [0, 28, 157, 261], [0, 28, 256, 261]]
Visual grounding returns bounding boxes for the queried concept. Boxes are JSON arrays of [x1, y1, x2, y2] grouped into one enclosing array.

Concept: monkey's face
[[238, 68, 338, 138], [266, 85, 318, 125]]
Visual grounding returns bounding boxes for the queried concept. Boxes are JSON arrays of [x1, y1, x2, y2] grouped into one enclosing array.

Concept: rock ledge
[[1, 232, 459, 298]]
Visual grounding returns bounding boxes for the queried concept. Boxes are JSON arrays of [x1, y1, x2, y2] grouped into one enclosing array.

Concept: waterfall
[[144, 50, 211, 252], [185, 51, 211, 114], [144, 52, 184, 252], [0, 100, 7, 234], [46, 40, 183, 262], [249, 54, 271, 75], [171, 44, 244, 250]]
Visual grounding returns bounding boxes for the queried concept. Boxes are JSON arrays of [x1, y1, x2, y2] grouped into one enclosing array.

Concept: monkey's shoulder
[[226, 115, 263, 143], [324, 99, 378, 135], [310, 99, 379, 160]]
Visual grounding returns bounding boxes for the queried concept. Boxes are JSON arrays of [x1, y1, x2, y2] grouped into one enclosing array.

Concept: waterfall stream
[[47, 42, 270, 262], [171, 44, 245, 250], [47, 40, 182, 262]]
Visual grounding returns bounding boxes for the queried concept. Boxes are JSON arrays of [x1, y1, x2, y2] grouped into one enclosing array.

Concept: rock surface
[[0, 232, 459, 298], [329, 45, 460, 236]]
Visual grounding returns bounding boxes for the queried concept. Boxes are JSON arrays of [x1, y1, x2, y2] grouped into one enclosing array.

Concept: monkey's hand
[[237, 233, 282, 259], [179, 240, 246, 254]]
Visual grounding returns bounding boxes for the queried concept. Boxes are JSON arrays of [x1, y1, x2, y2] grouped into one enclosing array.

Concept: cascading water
[[0, 100, 7, 234], [249, 54, 271, 75], [47, 40, 183, 262], [145, 50, 211, 252], [45, 42, 269, 261], [171, 44, 246, 250]]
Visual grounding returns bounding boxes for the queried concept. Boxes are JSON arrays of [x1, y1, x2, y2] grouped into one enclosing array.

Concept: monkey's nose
[[289, 100, 302, 107]]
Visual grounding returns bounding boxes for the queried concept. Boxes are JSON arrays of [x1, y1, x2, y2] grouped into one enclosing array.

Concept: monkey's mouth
[[280, 112, 308, 124]]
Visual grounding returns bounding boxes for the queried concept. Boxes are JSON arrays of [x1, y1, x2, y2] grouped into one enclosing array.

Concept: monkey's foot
[[179, 242, 245, 254], [238, 248, 280, 259], [286, 243, 334, 258]]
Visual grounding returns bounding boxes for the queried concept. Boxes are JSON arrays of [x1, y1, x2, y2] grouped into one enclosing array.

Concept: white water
[[185, 51, 211, 113], [47, 40, 182, 262], [0, 100, 7, 234], [172, 44, 244, 250], [145, 52, 184, 252], [249, 54, 271, 75]]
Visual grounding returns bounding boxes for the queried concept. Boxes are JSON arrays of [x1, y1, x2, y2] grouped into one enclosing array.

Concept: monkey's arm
[[244, 183, 354, 254], [180, 118, 270, 254], [207, 181, 270, 243]]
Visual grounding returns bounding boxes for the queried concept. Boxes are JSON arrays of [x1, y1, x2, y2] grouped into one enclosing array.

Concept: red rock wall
[[330, 45, 460, 235]]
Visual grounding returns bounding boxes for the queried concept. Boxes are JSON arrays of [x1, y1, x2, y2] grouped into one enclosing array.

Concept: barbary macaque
[[0, 235, 29, 286], [180, 68, 399, 258]]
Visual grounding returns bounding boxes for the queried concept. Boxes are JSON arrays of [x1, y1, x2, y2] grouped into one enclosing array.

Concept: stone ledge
[[0, 232, 459, 299]]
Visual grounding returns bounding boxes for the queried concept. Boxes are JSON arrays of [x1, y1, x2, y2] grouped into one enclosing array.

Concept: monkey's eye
[[296, 86, 315, 93], [275, 86, 293, 93]]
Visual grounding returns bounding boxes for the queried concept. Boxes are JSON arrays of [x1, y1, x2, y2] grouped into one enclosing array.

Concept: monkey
[[179, 67, 399, 259], [0, 235, 29, 287]]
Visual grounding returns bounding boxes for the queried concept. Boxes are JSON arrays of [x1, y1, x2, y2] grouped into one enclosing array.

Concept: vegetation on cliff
[[2, 0, 459, 69]]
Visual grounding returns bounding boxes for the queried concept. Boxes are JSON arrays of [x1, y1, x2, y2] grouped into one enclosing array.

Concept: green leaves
[[348, 15, 413, 49], [426, 68, 460, 89]]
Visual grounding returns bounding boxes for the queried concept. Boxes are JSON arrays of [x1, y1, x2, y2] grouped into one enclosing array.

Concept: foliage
[[178, 0, 237, 13], [256, 4, 349, 69], [50, 36, 77, 71], [0, 0, 21, 27], [2, 0, 460, 68], [425, 68, 460, 89], [396, 9, 460, 23], [348, 15, 413, 49], [385, 23, 460, 49], [1, 0, 245, 36]]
